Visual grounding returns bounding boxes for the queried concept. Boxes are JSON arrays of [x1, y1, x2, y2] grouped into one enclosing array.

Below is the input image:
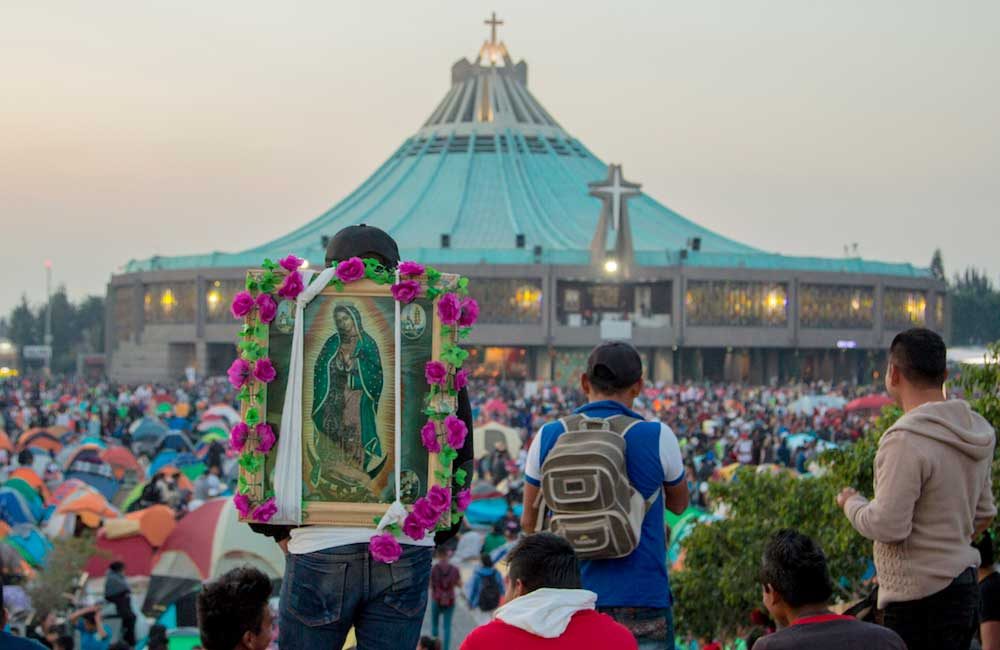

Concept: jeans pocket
[[286, 552, 348, 627], [384, 550, 431, 617]]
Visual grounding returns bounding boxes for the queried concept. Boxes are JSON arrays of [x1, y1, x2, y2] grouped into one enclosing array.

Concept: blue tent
[[5, 524, 52, 568], [464, 498, 522, 527], [148, 450, 178, 478], [166, 416, 192, 432], [65, 459, 120, 502], [157, 432, 193, 454], [0, 488, 36, 527], [131, 418, 169, 441]]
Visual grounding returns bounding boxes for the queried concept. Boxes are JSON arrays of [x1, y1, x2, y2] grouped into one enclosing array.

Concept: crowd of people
[[1, 221, 996, 650]]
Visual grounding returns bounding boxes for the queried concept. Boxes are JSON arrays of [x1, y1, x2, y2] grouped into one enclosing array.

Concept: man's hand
[[278, 538, 289, 554], [836, 487, 859, 509]]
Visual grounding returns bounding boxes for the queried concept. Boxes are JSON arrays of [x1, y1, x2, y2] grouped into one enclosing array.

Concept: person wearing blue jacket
[[467, 552, 505, 626]]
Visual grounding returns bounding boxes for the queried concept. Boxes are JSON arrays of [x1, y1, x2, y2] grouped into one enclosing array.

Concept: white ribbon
[[272, 266, 337, 524]]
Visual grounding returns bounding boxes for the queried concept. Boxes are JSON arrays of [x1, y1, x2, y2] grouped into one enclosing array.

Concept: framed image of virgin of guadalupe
[[234, 264, 462, 527]]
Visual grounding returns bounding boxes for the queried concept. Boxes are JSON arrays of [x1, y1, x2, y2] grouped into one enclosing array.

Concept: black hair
[[197, 566, 272, 650], [480, 552, 494, 568], [975, 532, 995, 567], [55, 636, 75, 650], [109, 643, 131, 650], [418, 636, 442, 650], [759, 529, 833, 608], [109, 560, 125, 572], [889, 328, 947, 388], [82, 612, 97, 626], [506, 532, 581, 594], [586, 364, 625, 394]]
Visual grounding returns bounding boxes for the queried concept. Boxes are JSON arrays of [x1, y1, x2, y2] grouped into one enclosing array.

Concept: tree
[[930, 248, 946, 282], [951, 269, 1000, 345], [955, 342, 1000, 537], [27, 535, 100, 617], [8, 295, 39, 367]]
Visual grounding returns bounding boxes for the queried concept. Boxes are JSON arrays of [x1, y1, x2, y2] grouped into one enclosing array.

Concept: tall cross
[[485, 12, 504, 45], [589, 165, 641, 231]]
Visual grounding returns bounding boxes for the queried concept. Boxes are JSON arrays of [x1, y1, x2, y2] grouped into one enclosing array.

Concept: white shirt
[[288, 526, 435, 554]]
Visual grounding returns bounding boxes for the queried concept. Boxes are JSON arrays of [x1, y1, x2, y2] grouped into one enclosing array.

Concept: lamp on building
[[603, 258, 619, 274], [206, 287, 222, 312], [160, 289, 177, 314]]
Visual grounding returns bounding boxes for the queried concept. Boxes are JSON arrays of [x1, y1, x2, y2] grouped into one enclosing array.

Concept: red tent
[[85, 530, 155, 578], [845, 394, 893, 413]]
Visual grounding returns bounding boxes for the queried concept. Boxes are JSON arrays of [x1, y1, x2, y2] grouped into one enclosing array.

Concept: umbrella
[[202, 405, 240, 426], [142, 498, 284, 616], [101, 445, 141, 478], [845, 394, 893, 413], [130, 417, 169, 439]]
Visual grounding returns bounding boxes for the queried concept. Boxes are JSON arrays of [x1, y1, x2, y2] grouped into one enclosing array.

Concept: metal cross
[[485, 12, 504, 45]]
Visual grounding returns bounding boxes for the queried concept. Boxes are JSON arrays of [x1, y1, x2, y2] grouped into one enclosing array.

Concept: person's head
[[505, 532, 581, 600], [759, 529, 833, 626], [324, 224, 400, 270], [480, 552, 494, 568], [109, 560, 125, 574], [197, 566, 273, 650], [209, 465, 220, 476], [434, 546, 450, 563], [82, 611, 97, 631], [334, 305, 357, 337], [886, 328, 947, 404], [417, 636, 441, 650], [109, 642, 131, 650], [54, 636, 75, 650], [581, 341, 644, 405]]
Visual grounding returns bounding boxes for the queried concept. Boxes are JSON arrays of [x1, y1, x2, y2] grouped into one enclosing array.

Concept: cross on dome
[[485, 12, 504, 45], [589, 164, 641, 231]]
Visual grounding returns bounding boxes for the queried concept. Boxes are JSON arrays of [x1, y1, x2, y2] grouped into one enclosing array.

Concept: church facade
[[106, 19, 944, 384]]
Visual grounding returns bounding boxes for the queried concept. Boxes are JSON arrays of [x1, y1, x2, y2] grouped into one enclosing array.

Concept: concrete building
[[107, 18, 944, 384]]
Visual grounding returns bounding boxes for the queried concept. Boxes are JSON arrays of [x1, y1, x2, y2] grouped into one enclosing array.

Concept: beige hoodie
[[844, 399, 996, 608]]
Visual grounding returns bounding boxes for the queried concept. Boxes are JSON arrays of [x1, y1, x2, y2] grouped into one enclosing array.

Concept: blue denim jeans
[[598, 606, 675, 650], [279, 543, 432, 650], [430, 600, 455, 650]]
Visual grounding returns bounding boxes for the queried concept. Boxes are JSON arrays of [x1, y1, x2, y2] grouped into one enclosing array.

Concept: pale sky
[[2, 1, 998, 314]]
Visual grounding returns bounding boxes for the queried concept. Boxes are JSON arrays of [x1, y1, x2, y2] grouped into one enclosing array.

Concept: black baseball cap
[[586, 341, 643, 389], [324, 224, 400, 269]]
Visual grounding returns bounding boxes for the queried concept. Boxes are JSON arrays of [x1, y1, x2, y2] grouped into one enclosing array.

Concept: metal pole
[[44, 260, 52, 375]]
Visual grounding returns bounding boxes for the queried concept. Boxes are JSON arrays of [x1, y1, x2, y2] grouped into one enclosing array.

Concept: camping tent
[[473, 421, 523, 460], [142, 498, 284, 616], [0, 488, 37, 527], [4, 524, 52, 567], [65, 459, 120, 501]]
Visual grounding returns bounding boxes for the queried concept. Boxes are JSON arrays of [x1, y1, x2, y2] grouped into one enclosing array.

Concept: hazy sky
[[3, 1, 998, 315]]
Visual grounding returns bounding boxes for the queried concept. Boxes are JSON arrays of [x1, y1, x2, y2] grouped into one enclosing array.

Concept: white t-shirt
[[288, 526, 435, 554]]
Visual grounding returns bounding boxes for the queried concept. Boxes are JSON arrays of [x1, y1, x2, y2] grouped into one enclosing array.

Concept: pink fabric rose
[[398, 261, 425, 277], [279, 255, 303, 272], [230, 422, 249, 452], [402, 513, 426, 541], [455, 489, 471, 512], [256, 423, 276, 453], [437, 293, 461, 325], [453, 368, 469, 391], [230, 291, 255, 319], [251, 498, 278, 522], [458, 297, 480, 328], [425, 361, 448, 386], [336, 257, 366, 283], [444, 415, 468, 449], [227, 358, 251, 389], [390, 280, 421, 304], [253, 358, 277, 384], [370, 532, 403, 564], [426, 485, 452, 514], [233, 493, 252, 518], [255, 293, 277, 324], [412, 498, 441, 529], [277, 271, 304, 300], [420, 420, 441, 453]]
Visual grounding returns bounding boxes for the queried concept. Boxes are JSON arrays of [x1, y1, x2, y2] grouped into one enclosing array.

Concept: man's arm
[[660, 423, 689, 515], [975, 466, 997, 539], [521, 482, 541, 533], [842, 434, 923, 544], [520, 430, 544, 532], [982, 622, 1000, 650], [663, 482, 689, 515]]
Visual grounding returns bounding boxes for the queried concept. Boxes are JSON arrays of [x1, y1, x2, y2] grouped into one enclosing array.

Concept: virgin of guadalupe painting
[[309, 303, 386, 486]]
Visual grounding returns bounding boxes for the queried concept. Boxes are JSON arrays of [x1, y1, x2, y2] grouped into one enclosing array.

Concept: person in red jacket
[[460, 533, 636, 650]]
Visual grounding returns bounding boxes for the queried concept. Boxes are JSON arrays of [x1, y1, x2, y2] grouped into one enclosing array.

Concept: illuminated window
[[883, 289, 926, 329], [800, 284, 875, 329], [206, 279, 245, 323], [143, 283, 195, 323], [467, 278, 543, 324], [686, 281, 788, 327]]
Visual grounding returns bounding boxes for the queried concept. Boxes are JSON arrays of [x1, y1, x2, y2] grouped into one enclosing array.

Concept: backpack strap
[[605, 414, 643, 437]]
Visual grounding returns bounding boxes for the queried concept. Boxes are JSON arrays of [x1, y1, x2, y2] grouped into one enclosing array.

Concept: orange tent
[[0, 521, 10, 539], [103, 505, 177, 548], [0, 431, 12, 453], [58, 492, 119, 528], [158, 467, 194, 493], [9, 467, 51, 503], [16, 429, 63, 453], [100, 446, 141, 480]]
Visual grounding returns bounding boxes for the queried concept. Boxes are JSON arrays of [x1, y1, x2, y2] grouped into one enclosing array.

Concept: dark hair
[[480, 552, 494, 568], [55, 636, 75, 650], [975, 533, 995, 567], [418, 636, 442, 650], [197, 566, 272, 650], [506, 532, 581, 593], [889, 328, 947, 388], [109, 560, 125, 572], [82, 612, 97, 626], [759, 529, 833, 608], [109, 643, 131, 650]]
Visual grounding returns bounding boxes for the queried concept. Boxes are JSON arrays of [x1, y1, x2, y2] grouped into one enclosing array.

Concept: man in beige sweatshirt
[[837, 328, 996, 650]]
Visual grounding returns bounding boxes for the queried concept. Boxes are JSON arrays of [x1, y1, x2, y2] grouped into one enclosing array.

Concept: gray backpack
[[538, 414, 657, 560]]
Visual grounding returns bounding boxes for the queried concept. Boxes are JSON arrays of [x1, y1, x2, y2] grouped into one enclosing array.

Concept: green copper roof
[[123, 39, 929, 280]]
